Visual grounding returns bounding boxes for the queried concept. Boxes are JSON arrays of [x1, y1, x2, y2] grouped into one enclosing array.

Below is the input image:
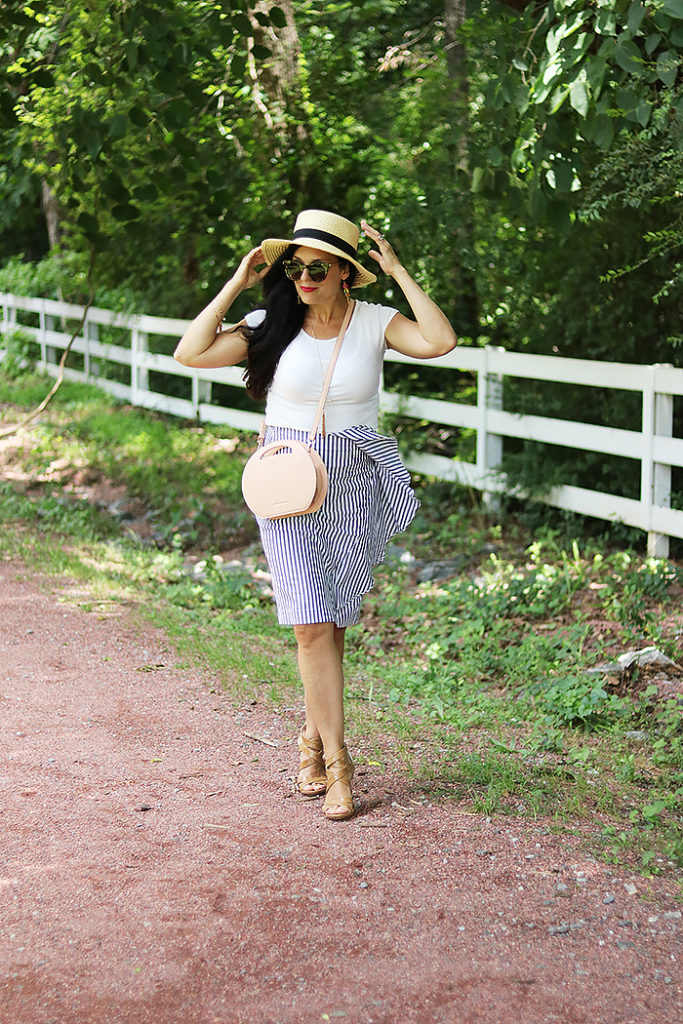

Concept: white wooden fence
[[2, 292, 682, 556]]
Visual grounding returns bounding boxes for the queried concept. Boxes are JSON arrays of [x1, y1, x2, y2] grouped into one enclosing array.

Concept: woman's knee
[[293, 622, 335, 651]]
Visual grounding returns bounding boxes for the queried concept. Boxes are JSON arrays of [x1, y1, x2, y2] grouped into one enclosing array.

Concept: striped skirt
[[255, 425, 420, 627]]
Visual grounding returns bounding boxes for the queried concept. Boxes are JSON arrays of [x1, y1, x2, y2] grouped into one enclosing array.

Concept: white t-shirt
[[243, 300, 398, 432]]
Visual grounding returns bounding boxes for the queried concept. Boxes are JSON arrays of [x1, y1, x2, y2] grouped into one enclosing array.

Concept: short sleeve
[[378, 304, 399, 337], [244, 308, 266, 329], [359, 302, 399, 352]]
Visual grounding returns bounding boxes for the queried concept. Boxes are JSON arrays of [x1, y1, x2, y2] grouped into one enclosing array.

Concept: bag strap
[[307, 299, 355, 445]]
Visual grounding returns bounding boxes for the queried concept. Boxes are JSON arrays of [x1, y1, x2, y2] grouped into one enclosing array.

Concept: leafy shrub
[[535, 674, 629, 731], [168, 556, 262, 611], [0, 327, 41, 378], [0, 482, 117, 539]]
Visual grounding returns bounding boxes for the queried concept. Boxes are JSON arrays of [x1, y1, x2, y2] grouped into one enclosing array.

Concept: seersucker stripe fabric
[[256, 425, 420, 626]]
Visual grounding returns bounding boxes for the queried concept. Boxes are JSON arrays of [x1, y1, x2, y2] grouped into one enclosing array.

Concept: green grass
[[0, 371, 257, 549], [1, 368, 683, 880]]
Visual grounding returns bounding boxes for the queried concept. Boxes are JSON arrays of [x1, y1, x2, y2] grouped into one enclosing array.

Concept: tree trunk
[[248, 0, 300, 99], [41, 179, 61, 250], [247, 1, 306, 135], [246, 1, 312, 194]]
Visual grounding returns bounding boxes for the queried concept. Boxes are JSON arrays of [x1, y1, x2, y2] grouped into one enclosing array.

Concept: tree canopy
[[0, 0, 681, 359]]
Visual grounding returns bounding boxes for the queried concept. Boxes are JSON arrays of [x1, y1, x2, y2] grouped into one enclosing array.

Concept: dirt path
[[0, 559, 681, 1024]]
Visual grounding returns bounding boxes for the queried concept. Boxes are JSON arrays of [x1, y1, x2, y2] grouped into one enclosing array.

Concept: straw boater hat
[[261, 209, 377, 287]]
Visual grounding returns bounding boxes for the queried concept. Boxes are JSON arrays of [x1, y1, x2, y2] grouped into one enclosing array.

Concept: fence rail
[[2, 292, 682, 556]]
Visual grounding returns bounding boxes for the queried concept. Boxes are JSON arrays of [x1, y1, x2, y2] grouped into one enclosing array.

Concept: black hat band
[[292, 227, 357, 260]]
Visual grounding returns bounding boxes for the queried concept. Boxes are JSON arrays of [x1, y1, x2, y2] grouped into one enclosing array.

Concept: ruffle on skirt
[[254, 425, 420, 627]]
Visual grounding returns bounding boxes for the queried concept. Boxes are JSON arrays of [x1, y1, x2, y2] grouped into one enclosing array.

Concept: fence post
[[38, 299, 46, 363], [0, 295, 10, 360], [1, 295, 9, 335], [192, 374, 212, 417], [477, 346, 504, 510], [2, 295, 17, 342], [85, 317, 99, 379], [44, 312, 57, 369], [131, 326, 149, 404], [647, 364, 673, 559]]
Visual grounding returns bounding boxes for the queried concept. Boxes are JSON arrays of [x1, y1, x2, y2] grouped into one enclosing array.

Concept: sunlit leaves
[[0, 0, 679, 338], [478, 0, 683, 224], [0, 0, 266, 243], [569, 74, 589, 116]]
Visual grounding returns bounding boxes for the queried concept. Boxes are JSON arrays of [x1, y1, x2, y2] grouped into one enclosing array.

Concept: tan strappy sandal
[[322, 745, 356, 821], [296, 730, 327, 796]]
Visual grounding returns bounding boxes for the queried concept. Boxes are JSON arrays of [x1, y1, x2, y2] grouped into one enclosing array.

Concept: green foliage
[[0, 248, 143, 311], [1, 0, 680, 337], [0, 0, 296, 311], [0, 369, 256, 549], [0, 479, 117, 538], [465, 1, 682, 358], [476, 0, 683, 209], [0, 252, 73, 299], [0, 327, 41, 377], [167, 555, 264, 611], [582, 81, 683, 322], [535, 674, 628, 729]]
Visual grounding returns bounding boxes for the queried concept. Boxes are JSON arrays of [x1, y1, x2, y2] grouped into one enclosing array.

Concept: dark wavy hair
[[241, 246, 357, 401]]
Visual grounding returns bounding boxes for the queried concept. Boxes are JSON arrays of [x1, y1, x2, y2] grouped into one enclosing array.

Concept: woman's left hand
[[361, 219, 403, 277]]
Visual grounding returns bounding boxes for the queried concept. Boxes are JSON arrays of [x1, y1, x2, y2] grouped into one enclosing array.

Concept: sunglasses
[[283, 258, 339, 283]]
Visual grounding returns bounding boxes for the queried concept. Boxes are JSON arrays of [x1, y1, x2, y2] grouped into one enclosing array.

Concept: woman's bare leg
[[294, 622, 351, 814], [295, 622, 345, 747]]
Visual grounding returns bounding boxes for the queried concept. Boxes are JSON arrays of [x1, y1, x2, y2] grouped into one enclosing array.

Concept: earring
[[342, 281, 350, 302], [296, 292, 302, 305]]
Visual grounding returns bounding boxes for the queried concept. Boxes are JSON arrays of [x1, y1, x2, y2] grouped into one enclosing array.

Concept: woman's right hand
[[175, 246, 265, 367], [231, 246, 268, 292]]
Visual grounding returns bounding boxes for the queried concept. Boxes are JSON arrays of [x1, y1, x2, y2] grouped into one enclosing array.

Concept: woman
[[175, 210, 456, 821]]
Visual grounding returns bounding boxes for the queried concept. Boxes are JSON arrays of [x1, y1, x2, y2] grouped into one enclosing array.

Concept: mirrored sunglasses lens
[[284, 261, 304, 280], [307, 262, 329, 282]]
